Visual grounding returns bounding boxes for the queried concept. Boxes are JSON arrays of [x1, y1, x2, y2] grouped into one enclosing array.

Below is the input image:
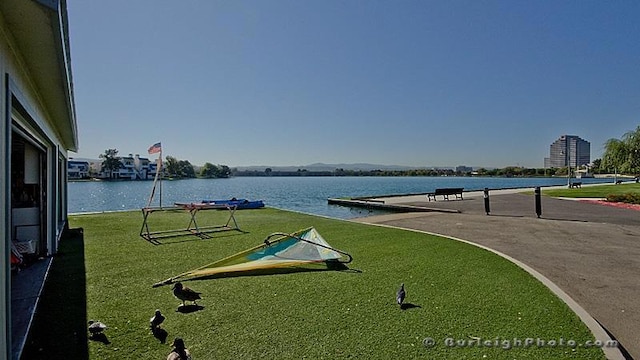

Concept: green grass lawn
[[543, 182, 640, 198], [24, 208, 605, 359]]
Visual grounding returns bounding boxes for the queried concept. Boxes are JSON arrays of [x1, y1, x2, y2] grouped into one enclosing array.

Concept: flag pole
[[146, 158, 160, 208], [158, 150, 163, 208], [146, 142, 163, 208]]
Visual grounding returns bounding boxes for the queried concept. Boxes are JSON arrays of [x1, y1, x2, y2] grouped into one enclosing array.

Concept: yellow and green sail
[[153, 227, 352, 287]]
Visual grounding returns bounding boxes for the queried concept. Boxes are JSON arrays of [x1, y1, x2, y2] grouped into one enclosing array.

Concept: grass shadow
[[400, 303, 421, 310], [486, 214, 590, 222], [176, 304, 205, 314], [340, 268, 363, 274], [21, 227, 88, 360], [88, 333, 110, 345], [143, 228, 247, 246], [152, 328, 168, 344], [539, 217, 590, 223], [154, 260, 357, 287], [486, 214, 526, 218]]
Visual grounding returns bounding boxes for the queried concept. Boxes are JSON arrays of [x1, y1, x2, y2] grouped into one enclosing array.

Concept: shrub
[[606, 192, 640, 204]]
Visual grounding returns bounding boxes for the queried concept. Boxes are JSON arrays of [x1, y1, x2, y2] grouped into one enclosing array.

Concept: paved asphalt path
[[354, 192, 639, 359]]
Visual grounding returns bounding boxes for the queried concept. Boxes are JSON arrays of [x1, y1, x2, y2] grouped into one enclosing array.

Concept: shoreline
[[67, 173, 636, 182], [67, 176, 625, 217], [331, 181, 624, 215]]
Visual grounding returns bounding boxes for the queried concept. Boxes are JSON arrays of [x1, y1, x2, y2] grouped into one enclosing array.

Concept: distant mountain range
[[233, 162, 455, 172]]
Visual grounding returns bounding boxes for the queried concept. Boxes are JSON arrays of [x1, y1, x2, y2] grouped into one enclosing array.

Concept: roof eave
[[1, 0, 78, 151]]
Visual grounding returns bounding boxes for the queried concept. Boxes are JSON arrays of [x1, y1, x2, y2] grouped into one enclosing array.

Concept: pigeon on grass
[[396, 283, 406, 306], [150, 309, 165, 330], [88, 320, 107, 335]]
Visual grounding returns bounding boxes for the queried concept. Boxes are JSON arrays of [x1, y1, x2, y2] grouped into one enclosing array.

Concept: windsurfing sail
[[153, 227, 352, 287]]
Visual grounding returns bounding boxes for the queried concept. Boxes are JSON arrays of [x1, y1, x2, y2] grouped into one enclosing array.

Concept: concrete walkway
[[353, 189, 639, 359]]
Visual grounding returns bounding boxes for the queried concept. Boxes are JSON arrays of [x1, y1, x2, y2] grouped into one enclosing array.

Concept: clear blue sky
[[67, 0, 640, 168]]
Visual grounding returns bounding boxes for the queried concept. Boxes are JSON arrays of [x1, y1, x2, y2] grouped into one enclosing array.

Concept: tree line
[[232, 166, 570, 177], [98, 149, 230, 179], [97, 126, 640, 180]]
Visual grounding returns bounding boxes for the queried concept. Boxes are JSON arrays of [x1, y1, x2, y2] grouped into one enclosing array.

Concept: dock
[[327, 196, 461, 213]]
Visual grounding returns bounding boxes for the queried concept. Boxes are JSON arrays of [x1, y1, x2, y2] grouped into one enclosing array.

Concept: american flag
[[148, 142, 162, 154]]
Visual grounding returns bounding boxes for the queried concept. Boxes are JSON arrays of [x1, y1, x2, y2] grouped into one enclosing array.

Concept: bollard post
[[483, 187, 490, 215], [534, 186, 541, 218]]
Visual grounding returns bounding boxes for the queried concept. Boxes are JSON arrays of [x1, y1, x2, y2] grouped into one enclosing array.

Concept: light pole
[[562, 150, 571, 188]]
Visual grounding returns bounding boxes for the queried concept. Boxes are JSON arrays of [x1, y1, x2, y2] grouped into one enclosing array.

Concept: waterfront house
[[112, 154, 155, 180], [92, 153, 156, 180], [134, 154, 156, 180], [117, 154, 137, 179], [68, 159, 90, 179], [147, 156, 159, 179], [0, 1, 77, 359], [130, 154, 155, 180]]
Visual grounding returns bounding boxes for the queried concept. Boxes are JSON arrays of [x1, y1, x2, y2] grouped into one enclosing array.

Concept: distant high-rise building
[[456, 165, 473, 173], [544, 135, 590, 168]]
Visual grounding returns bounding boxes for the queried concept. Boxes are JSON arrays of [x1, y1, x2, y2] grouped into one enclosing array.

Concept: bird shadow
[[400, 303, 421, 310], [152, 327, 168, 344], [176, 304, 204, 313], [89, 333, 111, 344]]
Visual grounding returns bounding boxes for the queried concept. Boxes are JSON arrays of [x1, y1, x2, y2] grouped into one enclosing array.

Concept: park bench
[[569, 182, 582, 188], [427, 188, 464, 201]]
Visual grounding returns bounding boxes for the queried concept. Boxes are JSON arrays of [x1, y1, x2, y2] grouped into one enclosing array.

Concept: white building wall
[[0, 6, 74, 360]]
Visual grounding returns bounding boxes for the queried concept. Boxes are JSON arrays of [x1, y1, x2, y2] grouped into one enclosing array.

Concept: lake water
[[68, 176, 613, 219]]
